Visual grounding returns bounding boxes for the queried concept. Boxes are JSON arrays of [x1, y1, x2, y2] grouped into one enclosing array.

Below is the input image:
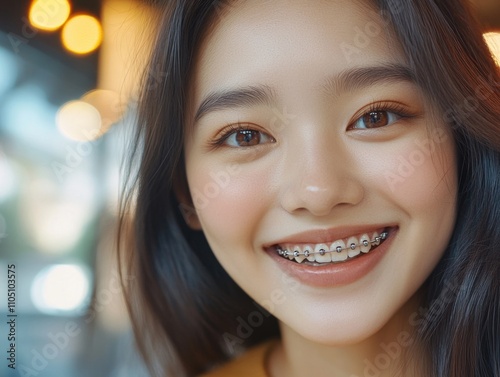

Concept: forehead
[[189, 0, 405, 115]]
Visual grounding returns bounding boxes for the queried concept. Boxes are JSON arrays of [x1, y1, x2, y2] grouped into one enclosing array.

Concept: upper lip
[[263, 224, 394, 247]]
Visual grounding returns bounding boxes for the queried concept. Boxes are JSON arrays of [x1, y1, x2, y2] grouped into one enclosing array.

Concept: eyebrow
[[321, 63, 416, 95], [193, 63, 415, 124], [194, 84, 277, 123]]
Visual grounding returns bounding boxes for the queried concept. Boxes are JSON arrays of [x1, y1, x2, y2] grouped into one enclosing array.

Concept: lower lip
[[266, 228, 398, 288]]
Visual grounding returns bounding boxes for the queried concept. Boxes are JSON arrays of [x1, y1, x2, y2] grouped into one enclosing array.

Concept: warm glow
[[29, 0, 71, 31], [484, 32, 500, 66], [98, 0, 157, 106], [81, 89, 123, 137], [56, 100, 102, 141], [61, 14, 102, 55]]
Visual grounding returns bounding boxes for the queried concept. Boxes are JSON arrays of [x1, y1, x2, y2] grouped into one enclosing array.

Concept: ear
[[173, 169, 202, 230]]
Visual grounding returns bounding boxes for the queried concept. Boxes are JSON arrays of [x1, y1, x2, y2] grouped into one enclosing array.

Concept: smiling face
[[182, 0, 457, 345]]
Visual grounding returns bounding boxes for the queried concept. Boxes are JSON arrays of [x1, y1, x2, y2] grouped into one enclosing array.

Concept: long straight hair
[[118, 1, 500, 376]]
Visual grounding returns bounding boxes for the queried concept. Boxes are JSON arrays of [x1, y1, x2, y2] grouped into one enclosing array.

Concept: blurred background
[[0, 1, 498, 376], [0, 1, 156, 376]]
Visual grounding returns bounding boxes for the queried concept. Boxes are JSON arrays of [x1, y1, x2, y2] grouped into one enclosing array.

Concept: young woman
[[118, 0, 500, 376]]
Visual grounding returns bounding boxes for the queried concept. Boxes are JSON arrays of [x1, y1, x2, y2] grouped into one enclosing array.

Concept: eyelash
[[208, 123, 269, 149], [208, 101, 417, 148], [348, 101, 416, 130]]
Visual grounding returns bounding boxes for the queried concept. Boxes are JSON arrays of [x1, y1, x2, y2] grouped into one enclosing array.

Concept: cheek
[[357, 128, 457, 213], [186, 160, 271, 250], [394, 136, 456, 217], [355, 128, 457, 289]]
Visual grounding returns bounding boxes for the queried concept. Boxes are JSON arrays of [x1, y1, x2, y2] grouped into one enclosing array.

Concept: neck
[[267, 294, 425, 377]]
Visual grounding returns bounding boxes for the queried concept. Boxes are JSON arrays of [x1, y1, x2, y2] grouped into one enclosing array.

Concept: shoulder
[[200, 341, 277, 377]]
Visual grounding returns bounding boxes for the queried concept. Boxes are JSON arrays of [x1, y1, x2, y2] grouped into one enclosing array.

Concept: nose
[[279, 132, 364, 217]]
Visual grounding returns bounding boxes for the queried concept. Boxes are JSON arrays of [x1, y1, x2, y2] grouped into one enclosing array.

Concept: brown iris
[[234, 130, 261, 146], [362, 110, 390, 128]]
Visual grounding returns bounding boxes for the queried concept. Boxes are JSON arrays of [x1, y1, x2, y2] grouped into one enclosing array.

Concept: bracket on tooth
[[276, 231, 388, 258]]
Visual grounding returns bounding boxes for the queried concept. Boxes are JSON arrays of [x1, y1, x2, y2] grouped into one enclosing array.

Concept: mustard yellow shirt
[[200, 341, 276, 377]]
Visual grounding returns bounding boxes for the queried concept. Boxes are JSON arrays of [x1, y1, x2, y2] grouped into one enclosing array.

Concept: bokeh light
[[56, 100, 102, 141], [484, 31, 500, 66], [21, 176, 97, 254], [29, 0, 71, 31], [61, 14, 102, 55], [81, 89, 123, 138], [31, 264, 91, 314]]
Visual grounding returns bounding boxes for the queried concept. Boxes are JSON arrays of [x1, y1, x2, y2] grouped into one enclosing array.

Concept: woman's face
[[183, 0, 457, 344]]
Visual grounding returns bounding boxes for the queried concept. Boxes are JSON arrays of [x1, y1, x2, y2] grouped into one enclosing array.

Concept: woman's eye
[[224, 129, 274, 147], [351, 110, 401, 129]]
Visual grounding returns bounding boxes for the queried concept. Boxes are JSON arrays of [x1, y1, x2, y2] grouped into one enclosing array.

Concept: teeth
[[360, 233, 371, 253], [293, 245, 306, 263], [347, 236, 361, 258], [314, 244, 331, 263], [294, 255, 306, 263], [304, 245, 314, 262], [330, 240, 348, 262], [276, 228, 390, 264]]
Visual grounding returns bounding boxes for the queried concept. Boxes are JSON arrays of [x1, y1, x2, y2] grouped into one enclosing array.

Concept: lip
[[264, 226, 398, 287]]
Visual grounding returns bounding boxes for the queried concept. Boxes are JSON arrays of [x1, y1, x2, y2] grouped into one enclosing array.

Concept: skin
[[181, 1, 457, 376]]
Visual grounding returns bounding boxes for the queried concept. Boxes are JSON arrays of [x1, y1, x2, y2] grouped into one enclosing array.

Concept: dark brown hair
[[118, 1, 500, 376]]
